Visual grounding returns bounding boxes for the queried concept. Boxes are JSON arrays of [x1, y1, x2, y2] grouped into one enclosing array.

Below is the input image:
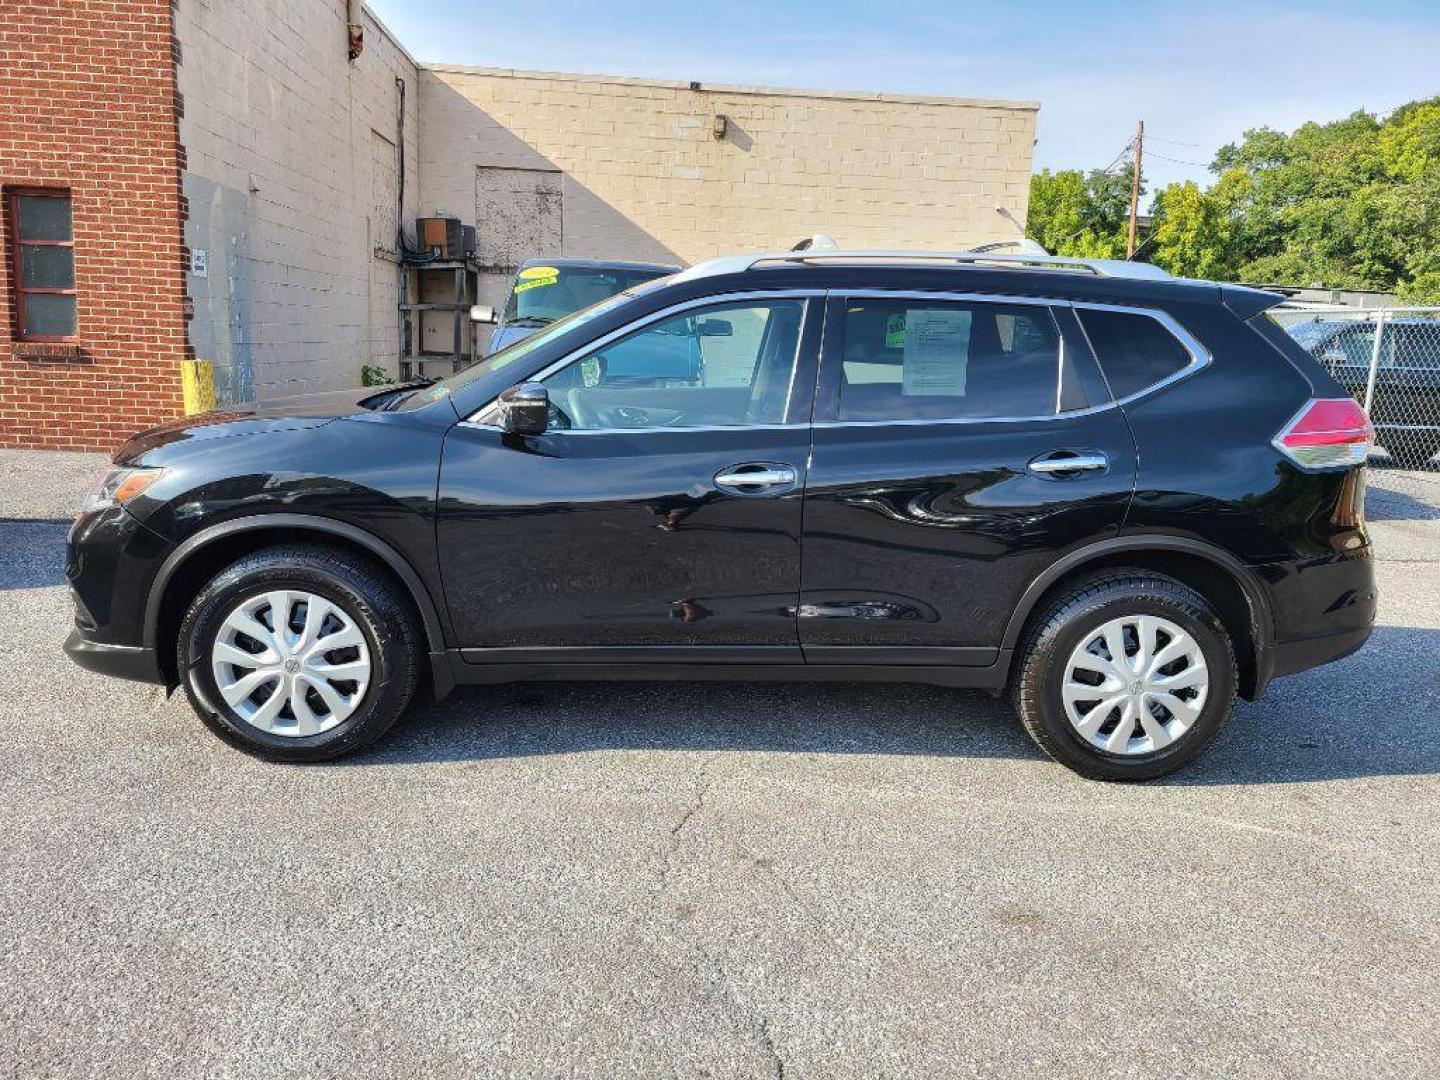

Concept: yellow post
[[181, 359, 216, 415]]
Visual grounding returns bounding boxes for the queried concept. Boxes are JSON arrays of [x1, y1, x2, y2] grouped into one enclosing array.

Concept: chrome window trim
[[461, 286, 1212, 432], [810, 401, 1122, 429], [455, 420, 807, 436], [818, 290, 1211, 427], [465, 289, 824, 426]]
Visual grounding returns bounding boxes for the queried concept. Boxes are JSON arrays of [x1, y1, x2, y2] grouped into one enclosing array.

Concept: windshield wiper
[[506, 316, 554, 328], [367, 377, 437, 411]]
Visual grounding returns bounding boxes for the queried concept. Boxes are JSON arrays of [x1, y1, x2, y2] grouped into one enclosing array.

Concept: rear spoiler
[[1221, 283, 1286, 321]]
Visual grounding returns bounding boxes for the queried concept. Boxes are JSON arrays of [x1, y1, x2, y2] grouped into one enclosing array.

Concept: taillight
[[1273, 398, 1374, 470]]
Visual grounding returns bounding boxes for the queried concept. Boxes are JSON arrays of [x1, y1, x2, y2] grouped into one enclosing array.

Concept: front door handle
[[715, 464, 798, 490], [1028, 451, 1108, 475]]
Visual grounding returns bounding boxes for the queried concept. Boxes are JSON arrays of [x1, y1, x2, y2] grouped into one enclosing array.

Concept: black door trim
[[460, 644, 803, 665], [799, 645, 998, 666], [444, 653, 1008, 690]]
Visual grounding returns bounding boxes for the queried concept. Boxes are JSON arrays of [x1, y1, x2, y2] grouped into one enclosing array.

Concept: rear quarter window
[[1078, 308, 1194, 399]]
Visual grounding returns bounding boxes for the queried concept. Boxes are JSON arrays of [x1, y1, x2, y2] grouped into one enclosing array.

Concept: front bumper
[[63, 629, 163, 684]]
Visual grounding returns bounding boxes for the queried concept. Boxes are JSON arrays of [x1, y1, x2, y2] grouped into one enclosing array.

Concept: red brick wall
[[0, 0, 187, 452]]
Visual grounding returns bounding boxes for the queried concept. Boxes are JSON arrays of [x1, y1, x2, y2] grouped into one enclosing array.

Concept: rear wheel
[[177, 544, 421, 762], [1011, 571, 1237, 781]]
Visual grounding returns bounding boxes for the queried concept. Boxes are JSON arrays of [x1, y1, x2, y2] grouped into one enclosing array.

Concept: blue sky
[[368, 0, 1440, 199]]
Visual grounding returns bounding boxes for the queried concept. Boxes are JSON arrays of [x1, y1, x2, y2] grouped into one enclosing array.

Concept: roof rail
[[746, 250, 1173, 280]]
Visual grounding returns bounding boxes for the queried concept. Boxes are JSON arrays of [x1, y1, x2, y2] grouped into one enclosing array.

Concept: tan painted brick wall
[[176, 0, 419, 402], [0, 0, 187, 452], [420, 66, 1038, 286]]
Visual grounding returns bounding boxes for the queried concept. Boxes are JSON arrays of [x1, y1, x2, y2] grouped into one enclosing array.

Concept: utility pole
[[1126, 119, 1144, 259]]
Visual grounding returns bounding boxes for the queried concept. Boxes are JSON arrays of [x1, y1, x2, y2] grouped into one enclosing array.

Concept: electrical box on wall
[[416, 216, 464, 259]]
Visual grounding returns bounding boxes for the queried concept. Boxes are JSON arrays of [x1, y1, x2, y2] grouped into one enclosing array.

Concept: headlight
[[82, 467, 163, 512]]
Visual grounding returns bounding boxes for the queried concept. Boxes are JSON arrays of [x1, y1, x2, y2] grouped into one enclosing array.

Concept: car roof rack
[[743, 250, 1173, 280]]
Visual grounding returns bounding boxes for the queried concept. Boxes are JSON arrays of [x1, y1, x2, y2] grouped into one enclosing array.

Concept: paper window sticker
[[902, 308, 971, 396]]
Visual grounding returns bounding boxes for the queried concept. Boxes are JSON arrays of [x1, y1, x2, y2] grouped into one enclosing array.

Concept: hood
[[116, 384, 406, 460]]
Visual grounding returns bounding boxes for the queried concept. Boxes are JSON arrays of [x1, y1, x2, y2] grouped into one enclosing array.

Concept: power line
[[1147, 150, 1213, 168], [1099, 138, 1136, 175], [1146, 134, 1213, 149]]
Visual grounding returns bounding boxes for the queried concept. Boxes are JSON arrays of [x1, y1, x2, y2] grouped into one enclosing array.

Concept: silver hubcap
[[1061, 614, 1209, 756], [210, 590, 371, 737]]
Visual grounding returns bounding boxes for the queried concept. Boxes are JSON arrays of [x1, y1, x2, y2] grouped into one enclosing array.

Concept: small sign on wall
[[190, 248, 208, 278]]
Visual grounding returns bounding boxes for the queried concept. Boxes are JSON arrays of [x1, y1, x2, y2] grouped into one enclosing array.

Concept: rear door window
[[1078, 308, 1195, 399], [834, 299, 1081, 421]]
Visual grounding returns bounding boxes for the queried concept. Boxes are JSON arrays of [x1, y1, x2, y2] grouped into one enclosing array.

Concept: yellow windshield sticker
[[514, 275, 558, 294], [519, 265, 559, 280]]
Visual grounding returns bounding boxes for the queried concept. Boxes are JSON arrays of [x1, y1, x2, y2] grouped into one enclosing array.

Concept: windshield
[[502, 264, 671, 325]]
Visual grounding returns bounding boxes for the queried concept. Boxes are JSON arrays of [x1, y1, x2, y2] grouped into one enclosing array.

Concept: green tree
[[1030, 96, 1440, 301], [1202, 101, 1438, 297], [1147, 180, 1234, 280], [1026, 168, 1133, 259]]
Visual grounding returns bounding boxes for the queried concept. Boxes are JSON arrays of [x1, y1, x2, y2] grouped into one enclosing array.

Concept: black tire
[[1010, 571, 1237, 781], [177, 544, 422, 763], [1384, 431, 1440, 470]]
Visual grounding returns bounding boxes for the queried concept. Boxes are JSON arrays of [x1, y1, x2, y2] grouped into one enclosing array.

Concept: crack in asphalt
[[759, 1015, 785, 1079], [650, 758, 786, 1076], [669, 762, 712, 839]]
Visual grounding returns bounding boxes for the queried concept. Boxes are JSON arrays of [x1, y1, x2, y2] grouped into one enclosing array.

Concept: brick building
[[0, 1, 187, 450], [1, 1, 1038, 451]]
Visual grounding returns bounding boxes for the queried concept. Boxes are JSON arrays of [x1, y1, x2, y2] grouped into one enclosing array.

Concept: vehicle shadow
[[1161, 624, 1440, 786], [355, 678, 1038, 767], [346, 625, 1440, 786], [0, 521, 70, 591], [1365, 479, 1440, 522]]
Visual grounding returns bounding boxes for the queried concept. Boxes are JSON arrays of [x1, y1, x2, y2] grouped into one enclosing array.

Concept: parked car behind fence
[[1275, 307, 1440, 469]]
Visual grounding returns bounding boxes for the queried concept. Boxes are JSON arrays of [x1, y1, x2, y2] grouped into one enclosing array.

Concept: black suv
[[64, 252, 1377, 780]]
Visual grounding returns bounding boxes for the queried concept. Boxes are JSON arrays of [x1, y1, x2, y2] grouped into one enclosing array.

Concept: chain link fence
[[1272, 306, 1440, 470]]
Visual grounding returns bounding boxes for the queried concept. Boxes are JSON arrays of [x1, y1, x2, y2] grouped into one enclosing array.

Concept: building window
[[8, 189, 77, 341]]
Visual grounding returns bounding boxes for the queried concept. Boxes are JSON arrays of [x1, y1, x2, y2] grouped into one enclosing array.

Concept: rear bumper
[[63, 629, 163, 684], [1271, 623, 1374, 680]]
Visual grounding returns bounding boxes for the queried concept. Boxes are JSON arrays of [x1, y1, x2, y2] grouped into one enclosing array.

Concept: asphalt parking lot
[[2, 450, 1438, 1078]]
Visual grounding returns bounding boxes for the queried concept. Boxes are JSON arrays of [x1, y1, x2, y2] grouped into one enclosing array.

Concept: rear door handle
[[1028, 451, 1108, 475], [715, 464, 798, 490]]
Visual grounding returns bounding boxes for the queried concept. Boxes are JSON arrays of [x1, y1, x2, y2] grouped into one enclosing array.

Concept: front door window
[[540, 299, 809, 430]]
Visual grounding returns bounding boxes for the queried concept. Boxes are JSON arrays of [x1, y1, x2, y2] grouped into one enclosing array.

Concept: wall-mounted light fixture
[[712, 114, 728, 140]]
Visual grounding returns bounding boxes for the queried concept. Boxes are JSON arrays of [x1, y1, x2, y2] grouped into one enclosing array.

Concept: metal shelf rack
[[399, 258, 480, 379]]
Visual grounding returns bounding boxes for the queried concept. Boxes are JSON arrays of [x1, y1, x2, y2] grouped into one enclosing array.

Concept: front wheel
[[177, 544, 422, 762], [1011, 571, 1237, 781]]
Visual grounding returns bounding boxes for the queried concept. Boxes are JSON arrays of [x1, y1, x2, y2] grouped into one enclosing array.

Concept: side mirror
[[497, 382, 549, 436], [698, 318, 733, 338], [470, 304, 497, 324]]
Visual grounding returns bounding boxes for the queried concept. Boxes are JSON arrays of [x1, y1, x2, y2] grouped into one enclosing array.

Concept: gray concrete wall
[[419, 66, 1039, 316], [176, 1, 420, 402]]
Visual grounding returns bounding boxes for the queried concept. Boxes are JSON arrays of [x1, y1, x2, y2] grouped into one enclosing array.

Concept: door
[[437, 294, 822, 662], [798, 292, 1137, 664]]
